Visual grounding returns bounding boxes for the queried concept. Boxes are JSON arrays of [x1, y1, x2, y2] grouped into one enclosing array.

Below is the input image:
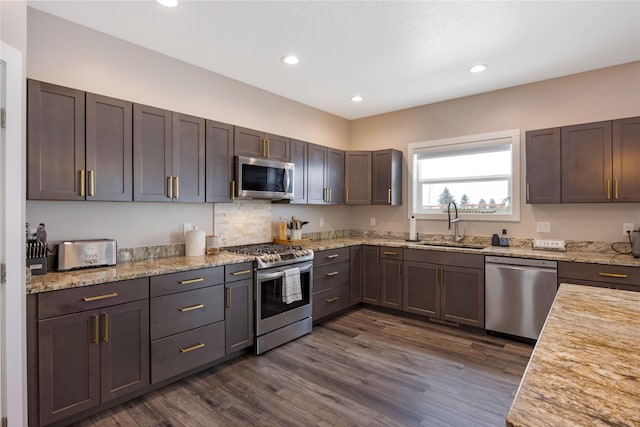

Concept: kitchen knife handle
[[167, 176, 173, 199], [88, 170, 95, 197], [79, 170, 86, 197], [103, 313, 109, 343], [174, 176, 179, 199], [83, 292, 118, 302]]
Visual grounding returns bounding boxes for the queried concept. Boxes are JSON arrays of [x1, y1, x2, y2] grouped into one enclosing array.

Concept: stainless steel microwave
[[235, 156, 294, 200]]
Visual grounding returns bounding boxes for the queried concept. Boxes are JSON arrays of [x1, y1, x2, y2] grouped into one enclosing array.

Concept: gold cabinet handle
[[179, 303, 205, 313], [79, 170, 86, 197], [266, 139, 270, 158], [226, 287, 232, 309], [598, 272, 628, 279], [167, 176, 173, 199], [83, 292, 118, 302], [526, 183, 530, 202], [615, 179, 619, 200], [180, 342, 205, 353], [326, 297, 339, 303], [262, 139, 267, 157], [230, 181, 236, 200], [174, 176, 179, 199], [92, 314, 99, 344], [607, 179, 611, 200], [179, 278, 204, 285], [329, 187, 332, 203], [88, 170, 95, 197], [346, 188, 349, 203], [326, 271, 339, 276], [388, 188, 392, 204], [383, 251, 398, 256], [103, 313, 109, 343], [326, 254, 339, 259], [231, 269, 252, 276]]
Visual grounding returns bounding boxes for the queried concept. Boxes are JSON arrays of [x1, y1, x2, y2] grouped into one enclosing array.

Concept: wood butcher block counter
[[507, 283, 640, 427]]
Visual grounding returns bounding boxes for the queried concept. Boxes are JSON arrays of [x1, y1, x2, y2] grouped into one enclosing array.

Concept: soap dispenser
[[499, 229, 510, 247]]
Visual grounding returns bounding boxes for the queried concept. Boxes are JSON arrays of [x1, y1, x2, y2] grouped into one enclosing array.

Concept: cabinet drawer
[[313, 261, 350, 294], [150, 267, 224, 297], [151, 321, 225, 384], [380, 247, 403, 260], [313, 247, 350, 266], [558, 261, 640, 286], [224, 262, 254, 283], [313, 286, 349, 320], [150, 285, 224, 340], [404, 248, 483, 268], [38, 277, 149, 319]]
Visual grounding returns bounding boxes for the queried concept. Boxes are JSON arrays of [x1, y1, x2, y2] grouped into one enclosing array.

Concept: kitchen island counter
[[506, 283, 640, 427]]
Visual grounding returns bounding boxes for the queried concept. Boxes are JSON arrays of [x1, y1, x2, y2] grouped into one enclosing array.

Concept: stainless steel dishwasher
[[485, 256, 558, 340]]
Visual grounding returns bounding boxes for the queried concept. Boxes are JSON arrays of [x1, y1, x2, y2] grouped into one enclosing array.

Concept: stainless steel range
[[227, 243, 314, 354]]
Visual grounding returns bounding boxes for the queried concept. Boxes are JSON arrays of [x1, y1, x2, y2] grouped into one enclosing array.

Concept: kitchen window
[[409, 129, 521, 222]]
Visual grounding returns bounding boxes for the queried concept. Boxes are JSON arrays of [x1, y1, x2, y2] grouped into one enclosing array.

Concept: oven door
[[236, 156, 294, 200], [255, 261, 313, 336]]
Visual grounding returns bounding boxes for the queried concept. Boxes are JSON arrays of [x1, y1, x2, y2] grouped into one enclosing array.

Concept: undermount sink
[[419, 242, 487, 250]]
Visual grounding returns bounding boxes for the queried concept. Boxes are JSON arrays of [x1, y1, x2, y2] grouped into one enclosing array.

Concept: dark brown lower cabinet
[[380, 256, 403, 310], [441, 266, 484, 326], [312, 248, 351, 322], [38, 299, 149, 426], [403, 261, 440, 317], [558, 261, 640, 291], [225, 278, 254, 353], [362, 246, 382, 305], [362, 246, 403, 307], [349, 245, 363, 304]]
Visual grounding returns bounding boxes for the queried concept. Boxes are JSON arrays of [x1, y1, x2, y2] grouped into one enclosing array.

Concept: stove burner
[[226, 243, 314, 268]]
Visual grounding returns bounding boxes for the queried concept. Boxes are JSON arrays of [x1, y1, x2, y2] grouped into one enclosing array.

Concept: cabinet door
[[441, 266, 484, 327], [327, 148, 345, 204], [345, 151, 372, 205], [100, 300, 150, 403], [86, 93, 133, 201], [173, 113, 205, 202], [349, 246, 363, 305], [133, 104, 172, 201], [234, 126, 265, 158], [525, 128, 561, 204], [290, 139, 308, 204], [307, 143, 328, 204], [612, 116, 640, 202], [39, 310, 100, 426], [403, 261, 440, 317], [225, 278, 254, 354], [266, 133, 290, 162], [372, 149, 402, 205], [205, 120, 234, 203], [27, 79, 85, 201], [561, 121, 612, 203], [381, 258, 402, 309], [362, 246, 381, 305]]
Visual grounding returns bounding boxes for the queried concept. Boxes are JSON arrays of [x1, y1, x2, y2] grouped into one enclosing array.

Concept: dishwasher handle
[[485, 256, 557, 269]]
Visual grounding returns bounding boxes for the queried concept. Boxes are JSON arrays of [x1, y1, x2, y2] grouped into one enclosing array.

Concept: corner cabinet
[[345, 151, 372, 205], [362, 246, 403, 308], [234, 126, 290, 162], [36, 278, 149, 426], [372, 149, 402, 205], [308, 143, 345, 205]]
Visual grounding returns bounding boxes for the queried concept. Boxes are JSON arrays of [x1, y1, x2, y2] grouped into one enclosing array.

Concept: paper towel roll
[[409, 216, 417, 241], [185, 229, 206, 256]]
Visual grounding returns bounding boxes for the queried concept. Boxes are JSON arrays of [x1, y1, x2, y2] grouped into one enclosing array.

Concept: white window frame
[[408, 129, 521, 222]]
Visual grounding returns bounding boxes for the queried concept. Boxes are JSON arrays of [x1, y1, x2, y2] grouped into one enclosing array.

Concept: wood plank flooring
[[71, 308, 533, 427]]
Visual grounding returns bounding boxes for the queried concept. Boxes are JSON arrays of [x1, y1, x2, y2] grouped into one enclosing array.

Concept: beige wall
[[349, 62, 640, 242]]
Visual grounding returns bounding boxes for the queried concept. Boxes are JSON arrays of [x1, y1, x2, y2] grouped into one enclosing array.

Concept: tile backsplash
[[214, 200, 272, 246]]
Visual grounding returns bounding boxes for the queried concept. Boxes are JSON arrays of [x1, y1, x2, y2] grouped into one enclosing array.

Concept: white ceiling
[[28, 1, 640, 120]]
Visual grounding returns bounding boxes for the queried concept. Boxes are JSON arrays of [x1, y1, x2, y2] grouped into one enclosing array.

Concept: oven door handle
[[258, 263, 312, 280]]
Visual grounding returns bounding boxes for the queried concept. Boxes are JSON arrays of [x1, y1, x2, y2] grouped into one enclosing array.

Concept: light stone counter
[[506, 283, 640, 427]]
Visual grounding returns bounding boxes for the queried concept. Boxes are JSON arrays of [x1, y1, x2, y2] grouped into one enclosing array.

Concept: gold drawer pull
[[231, 269, 252, 276], [179, 304, 205, 312], [383, 251, 398, 256], [598, 272, 628, 279], [83, 292, 118, 302], [179, 278, 204, 285], [326, 297, 339, 303], [326, 254, 339, 259], [180, 342, 205, 353], [326, 271, 339, 276]]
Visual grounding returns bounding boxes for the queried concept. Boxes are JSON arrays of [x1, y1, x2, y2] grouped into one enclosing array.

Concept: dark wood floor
[[72, 308, 533, 427]]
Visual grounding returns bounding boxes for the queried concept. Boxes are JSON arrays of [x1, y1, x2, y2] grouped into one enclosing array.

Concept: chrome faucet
[[447, 201, 465, 243]]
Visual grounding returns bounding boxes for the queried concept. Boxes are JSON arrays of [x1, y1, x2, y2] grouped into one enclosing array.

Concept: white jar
[[185, 228, 206, 256]]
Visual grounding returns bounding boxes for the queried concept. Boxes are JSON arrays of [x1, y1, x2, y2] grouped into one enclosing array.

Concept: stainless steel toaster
[[57, 239, 117, 271]]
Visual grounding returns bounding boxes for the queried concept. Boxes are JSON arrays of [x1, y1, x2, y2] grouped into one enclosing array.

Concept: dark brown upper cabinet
[[234, 126, 290, 162], [28, 80, 134, 202], [345, 151, 372, 205], [525, 128, 561, 204], [612, 116, 640, 202], [372, 149, 402, 205], [290, 139, 308, 204], [205, 120, 234, 203], [133, 105, 205, 202], [28, 80, 86, 201], [307, 143, 344, 205]]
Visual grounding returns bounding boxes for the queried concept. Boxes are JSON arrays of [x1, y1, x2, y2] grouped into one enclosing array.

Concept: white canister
[[185, 228, 206, 256]]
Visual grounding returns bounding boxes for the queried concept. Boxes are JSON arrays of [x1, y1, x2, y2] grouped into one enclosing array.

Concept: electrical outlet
[[536, 221, 551, 233], [319, 218, 324, 227], [623, 223, 635, 236], [370, 217, 376, 226], [183, 223, 193, 235]]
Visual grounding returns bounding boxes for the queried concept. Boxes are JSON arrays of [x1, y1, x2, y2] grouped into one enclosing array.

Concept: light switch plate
[[533, 239, 566, 251], [536, 221, 551, 233]]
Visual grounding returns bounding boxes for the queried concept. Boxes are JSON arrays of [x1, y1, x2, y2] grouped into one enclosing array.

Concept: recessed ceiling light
[[157, 0, 178, 6], [351, 96, 363, 102], [282, 55, 300, 65], [470, 64, 487, 73]]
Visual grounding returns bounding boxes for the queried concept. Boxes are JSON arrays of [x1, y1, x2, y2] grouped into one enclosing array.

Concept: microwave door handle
[[284, 169, 291, 192]]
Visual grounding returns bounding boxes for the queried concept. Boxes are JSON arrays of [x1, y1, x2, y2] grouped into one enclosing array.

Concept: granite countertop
[[27, 237, 640, 294], [506, 283, 640, 426]]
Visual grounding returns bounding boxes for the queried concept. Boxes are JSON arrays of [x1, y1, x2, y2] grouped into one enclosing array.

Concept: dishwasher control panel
[[533, 238, 566, 251]]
